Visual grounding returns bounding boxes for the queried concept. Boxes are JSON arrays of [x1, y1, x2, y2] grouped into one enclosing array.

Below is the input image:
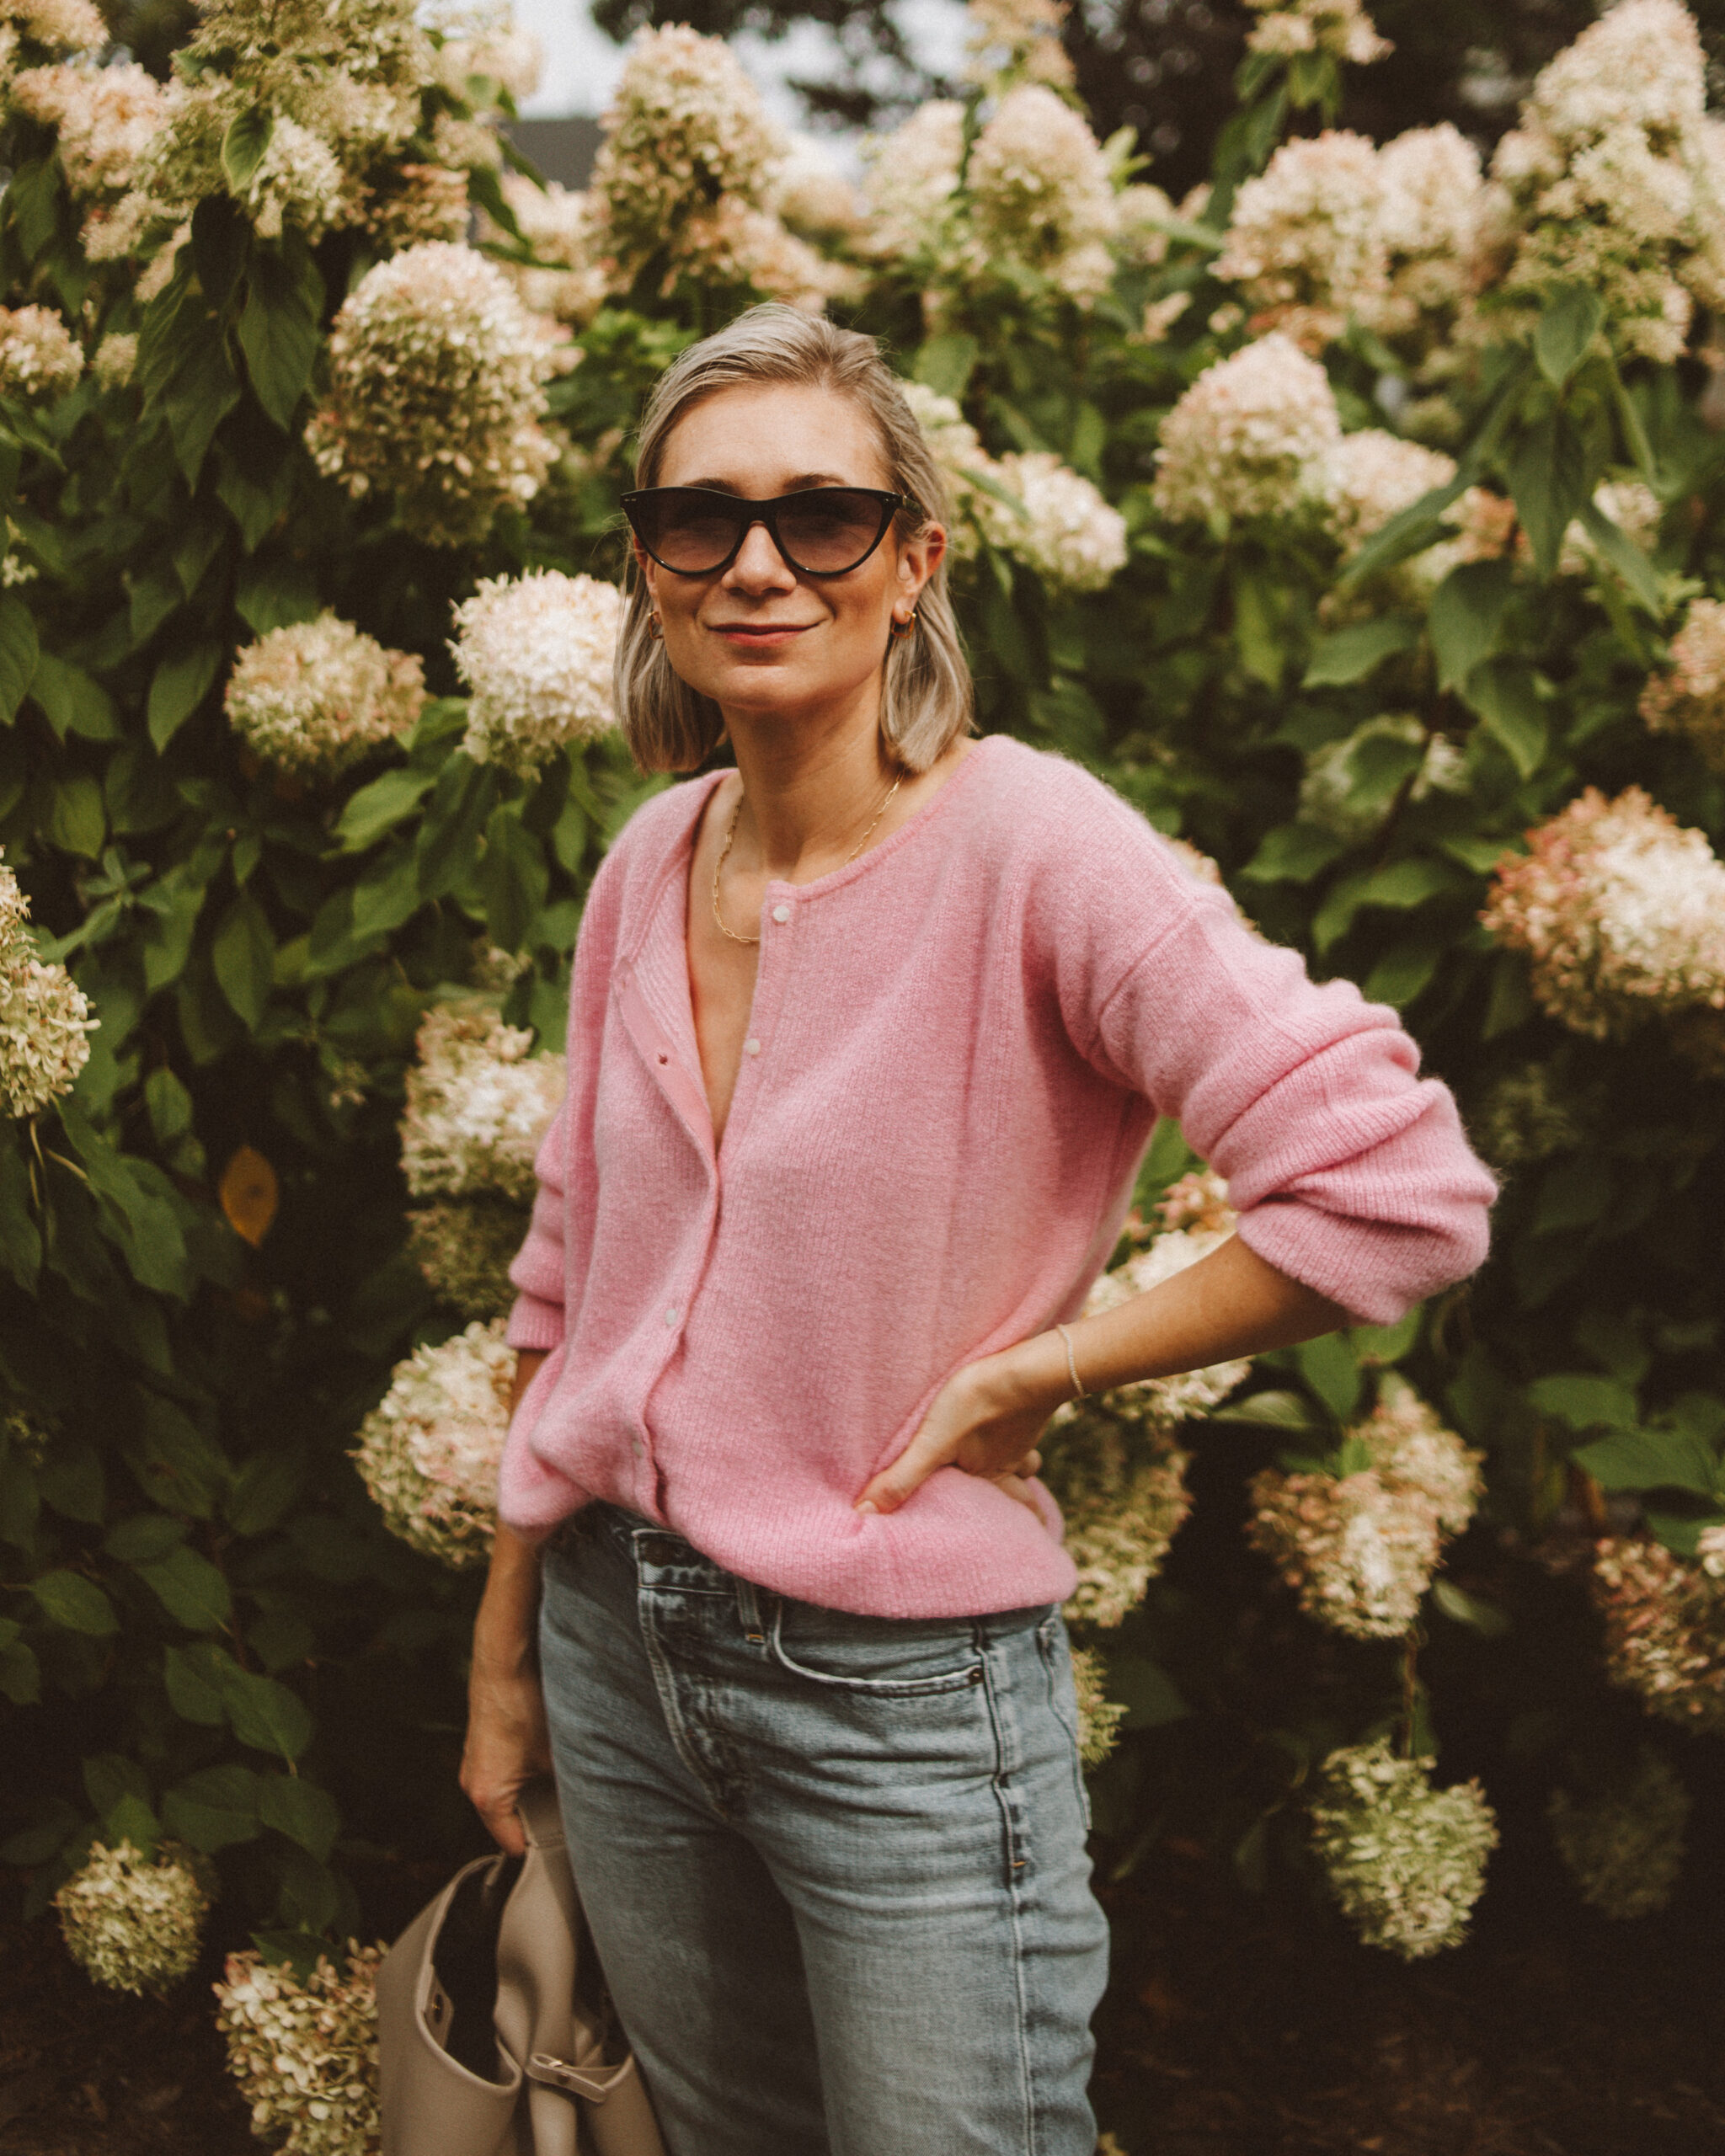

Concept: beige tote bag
[[376, 1779, 666, 2156]]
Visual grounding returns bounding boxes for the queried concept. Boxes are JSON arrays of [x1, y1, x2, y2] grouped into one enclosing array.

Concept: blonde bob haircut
[[614, 304, 973, 775]]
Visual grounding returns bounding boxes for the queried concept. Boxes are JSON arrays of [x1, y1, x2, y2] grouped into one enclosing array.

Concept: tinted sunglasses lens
[[777, 491, 889, 572], [635, 491, 743, 572]]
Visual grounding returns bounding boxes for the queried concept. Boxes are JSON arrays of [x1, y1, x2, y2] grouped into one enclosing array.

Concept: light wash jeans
[[537, 1502, 1110, 2156]]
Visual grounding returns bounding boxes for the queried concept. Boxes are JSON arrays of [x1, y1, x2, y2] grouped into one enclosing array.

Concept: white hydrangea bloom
[[1489, 0, 1714, 362], [224, 615, 426, 778], [967, 83, 1119, 303], [1321, 430, 1456, 557], [409, 1194, 531, 1321], [0, 0, 105, 54], [214, 1944, 383, 2156], [1549, 1749, 1689, 1919], [56, 1841, 208, 1996], [774, 131, 869, 240], [1309, 1739, 1497, 1960], [862, 100, 965, 260], [975, 453, 1127, 592], [0, 851, 96, 1117], [91, 329, 136, 388], [431, 3, 542, 104], [1153, 333, 1342, 528], [307, 242, 569, 547], [399, 999, 565, 1203], [0, 305, 82, 400], [1215, 131, 1387, 351], [451, 570, 622, 774], [1070, 1646, 1128, 1766], [10, 60, 168, 198], [1370, 124, 1491, 348], [964, 0, 1075, 92], [1355, 1374, 1482, 1537], [1482, 786, 1725, 1039], [353, 1319, 516, 1566], [479, 174, 607, 325], [1244, 0, 1391, 65]]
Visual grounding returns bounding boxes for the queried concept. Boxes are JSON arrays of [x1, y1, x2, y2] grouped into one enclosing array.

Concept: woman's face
[[636, 382, 945, 736]]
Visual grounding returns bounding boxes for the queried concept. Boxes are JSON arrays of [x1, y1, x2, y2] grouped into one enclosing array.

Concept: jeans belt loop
[[735, 1575, 766, 1642]]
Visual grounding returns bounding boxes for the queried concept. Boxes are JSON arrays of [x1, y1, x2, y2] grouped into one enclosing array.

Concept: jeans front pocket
[[766, 1601, 985, 1696]]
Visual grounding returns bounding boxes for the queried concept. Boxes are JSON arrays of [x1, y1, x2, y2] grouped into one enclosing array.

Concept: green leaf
[[257, 1776, 340, 1863], [235, 554, 318, 636], [1573, 1428, 1721, 1498], [220, 105, 275, 193], [212, 888, 275, 1030], [135, 1543, 232, 1630], [8, 160, 61, 264], [163, 1764, 261, 1853], [1466, 659, 1547, 780], [38, 1436, 104, 1523], [1527, 1372, 1638, 1431], [1295, 1331, 1362, 1421], [1509, 412, 1590, 579], [1577, 499, 1662, 614], [1350, 1307, 1422, 1366], [147, 641, 222, 752], [225, 1449, 304, 1538], [43, 774, 105, 858], [163, 1641, 229, 1725], [238, 236, 323, 430], [1428, 560, 1514, 693], [140, 863, 211, 994], [1210, 1388, 1327, 1430], [1534, 283, 1605, 390], [1231, 564, 1284, 686], [83, 1752, 150, 1825], [0, 594, 40, 723], [104, 1512, 187, 1564], [1432, 1579, 1511, 1636], [334, 766, 436, 852], [1301, 616, 1418, 687], [30, 654, 117, 741], [0, 1642, 40, 1704], [479, 803, 549, 954], [1362, 938, 1443, 1009], [911, 334, 979, 403], [136, 268, 240, 489], [29, 1568, 118, 1635], [0, 1134, 41, 1293], [124, 1392, 229, 1519], [1356, 857, 1455, 910], [219, 1662, 313, 1761]]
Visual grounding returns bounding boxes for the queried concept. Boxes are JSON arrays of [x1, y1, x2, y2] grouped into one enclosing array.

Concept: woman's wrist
[[973, 1328, 1079, 1419]]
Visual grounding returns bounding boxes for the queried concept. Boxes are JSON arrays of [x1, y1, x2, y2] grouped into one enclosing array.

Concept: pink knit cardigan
[[501, 735, 1495, 1618]]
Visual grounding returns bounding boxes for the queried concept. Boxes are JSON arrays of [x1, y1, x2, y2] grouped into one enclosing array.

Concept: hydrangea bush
[[2, 0, 1725, 2095]]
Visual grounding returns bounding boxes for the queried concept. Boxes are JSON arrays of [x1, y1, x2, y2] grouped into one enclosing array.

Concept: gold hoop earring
[[889, 609, 918, 642], [648, 612, 663, 643]]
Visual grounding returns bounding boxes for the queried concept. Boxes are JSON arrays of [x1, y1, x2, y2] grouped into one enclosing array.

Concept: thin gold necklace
[[712, 773, 904, 948]]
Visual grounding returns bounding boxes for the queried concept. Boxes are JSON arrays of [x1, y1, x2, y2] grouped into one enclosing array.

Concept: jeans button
[[640, 1534, 680, 1566]]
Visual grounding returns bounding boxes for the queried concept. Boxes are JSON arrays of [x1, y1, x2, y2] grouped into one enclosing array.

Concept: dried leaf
[[220, 1146, 278, 1248]]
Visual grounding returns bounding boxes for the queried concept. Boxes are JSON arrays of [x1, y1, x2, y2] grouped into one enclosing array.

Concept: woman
[[460, 304, 1496, 2156]]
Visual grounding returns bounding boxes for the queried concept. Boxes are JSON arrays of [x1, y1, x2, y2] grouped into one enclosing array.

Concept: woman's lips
[[711, 622, 814, 645]]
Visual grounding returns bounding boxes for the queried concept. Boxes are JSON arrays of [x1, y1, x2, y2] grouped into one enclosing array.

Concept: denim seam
[[977, 1617, 1039, 2156], [764, 1598, 983, 1695], [633, 1586, 737, 1820], [1037, 1614, 1091, 1833]]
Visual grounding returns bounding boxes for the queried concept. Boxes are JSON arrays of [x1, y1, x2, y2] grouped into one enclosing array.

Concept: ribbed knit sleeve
[[1031, 768, 1496, 1325]]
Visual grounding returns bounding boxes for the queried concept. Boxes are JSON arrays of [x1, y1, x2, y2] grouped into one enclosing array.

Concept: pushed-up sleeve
[[503, 846, 625, 1353], [1044, 790, 1496, 1326]]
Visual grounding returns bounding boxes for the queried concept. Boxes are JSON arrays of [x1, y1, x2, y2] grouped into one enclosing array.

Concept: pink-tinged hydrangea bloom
[[399, 999, 565, 1203], [0, 851, 96, 1117], [477, 174, 606, 324], [1590, 1536, 1725, 1732], [964, 0, 1076, 93], [1481, 787, 1725, 1040], [307, 242, 570, 547], [1152, 334, 1342, 528], [1640, 595, 1725, 771], [352, 1319, 516, 1566], [56, 1841, 207, 1996], [214, 1943, 383, 2156], [1321, 429, 1456, 556], [1248, 1378, 1480, 1638], [862, 100, 965, 260], [1, 0, 105, 55], [1308, 1740, 1497, 1959], [1215, 131, 1387, 351], [224, 615, 426, 778]]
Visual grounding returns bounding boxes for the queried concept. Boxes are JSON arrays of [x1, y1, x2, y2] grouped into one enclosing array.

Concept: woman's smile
[[709, 618, 818, 648]]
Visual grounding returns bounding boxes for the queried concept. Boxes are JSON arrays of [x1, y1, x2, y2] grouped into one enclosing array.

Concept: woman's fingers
[[854, 1422, 953, 1514]]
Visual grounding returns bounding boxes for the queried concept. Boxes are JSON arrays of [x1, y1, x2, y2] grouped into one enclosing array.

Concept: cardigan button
[[744, 1038, 761, 1056], [772, 904, 791, 924]]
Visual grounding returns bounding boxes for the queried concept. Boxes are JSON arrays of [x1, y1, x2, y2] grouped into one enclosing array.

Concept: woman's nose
[[725, 520, 798, 590]]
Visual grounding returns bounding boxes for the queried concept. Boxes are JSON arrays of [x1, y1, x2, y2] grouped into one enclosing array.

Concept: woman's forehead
[[658, 382, 890, 489]]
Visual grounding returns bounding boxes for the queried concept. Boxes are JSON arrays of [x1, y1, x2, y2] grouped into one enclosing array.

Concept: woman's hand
[[854, 1335, 1071, 1517]]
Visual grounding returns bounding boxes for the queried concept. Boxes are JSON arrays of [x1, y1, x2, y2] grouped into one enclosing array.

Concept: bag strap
[[514, 1776, 566, 1854], [527, 2052, 640, 2103]]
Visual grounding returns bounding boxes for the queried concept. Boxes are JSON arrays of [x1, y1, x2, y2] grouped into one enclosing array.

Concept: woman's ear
[[899, 522, 948, 605]]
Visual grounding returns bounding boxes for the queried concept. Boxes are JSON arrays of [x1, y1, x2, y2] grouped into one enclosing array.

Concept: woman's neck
[[724, 699, 900, 882]]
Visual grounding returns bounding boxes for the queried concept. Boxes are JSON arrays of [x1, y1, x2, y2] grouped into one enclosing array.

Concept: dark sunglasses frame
[[620, 486, 917, 579]]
